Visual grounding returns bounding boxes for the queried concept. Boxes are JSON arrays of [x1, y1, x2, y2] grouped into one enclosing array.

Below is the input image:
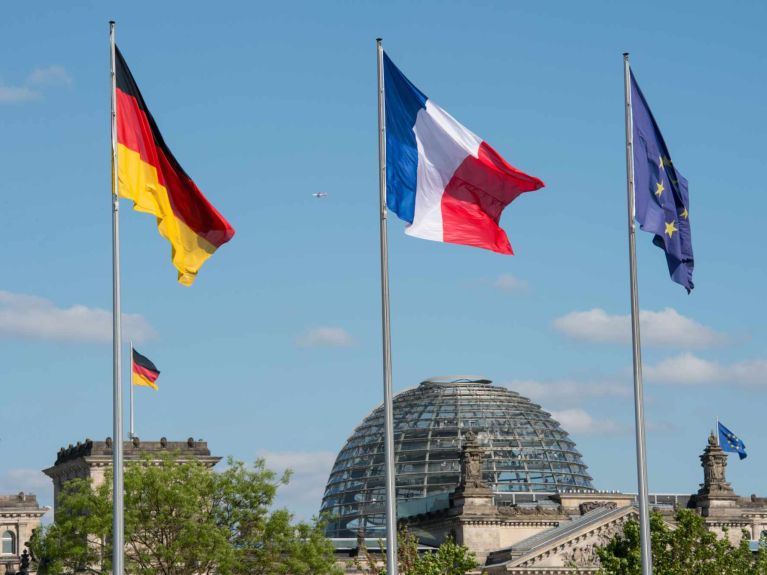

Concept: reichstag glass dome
[[321, 376, 594, 537]]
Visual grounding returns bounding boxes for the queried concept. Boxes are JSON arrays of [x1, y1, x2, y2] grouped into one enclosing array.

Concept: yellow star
[[680, 207, 689, 219], [659, 156, 664, 168], [665, 220, 678, 238], [655, 181, 665, 197]]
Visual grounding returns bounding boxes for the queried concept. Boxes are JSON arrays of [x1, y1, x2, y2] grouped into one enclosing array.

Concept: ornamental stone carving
[[579, 501, 618, 515], [699, 432, 734, 495], [563, 522, 623, 568], [498, 504, 565, 517], [460, 431, 487, 490]]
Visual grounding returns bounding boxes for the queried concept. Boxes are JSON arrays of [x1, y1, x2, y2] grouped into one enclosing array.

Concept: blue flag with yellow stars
[[718, 421, 747, 460], [631, 70, 694, 292]]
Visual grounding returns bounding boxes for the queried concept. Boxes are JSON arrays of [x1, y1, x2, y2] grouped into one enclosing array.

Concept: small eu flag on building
[[630, 71, 694, 292], [718, 422, 747, 460]]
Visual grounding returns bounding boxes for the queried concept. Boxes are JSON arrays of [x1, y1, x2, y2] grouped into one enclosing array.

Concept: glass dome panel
[[320, 377, 594, 537]]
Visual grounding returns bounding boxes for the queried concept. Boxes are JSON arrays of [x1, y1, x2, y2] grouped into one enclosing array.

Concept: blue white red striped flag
[[383, 52, 544, 254]]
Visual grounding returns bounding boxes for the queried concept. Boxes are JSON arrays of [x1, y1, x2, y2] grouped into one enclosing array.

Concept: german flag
[[115, 46, 235, 286], [132, 348, 160, 390]]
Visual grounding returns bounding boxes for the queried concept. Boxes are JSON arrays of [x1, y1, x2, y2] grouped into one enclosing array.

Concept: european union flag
[[631, 71, 694, 292], [718, 422, 747, 460]]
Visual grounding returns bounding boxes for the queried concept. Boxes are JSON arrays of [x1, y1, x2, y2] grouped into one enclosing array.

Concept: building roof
[[0, 492, 47, 518], [51, 437, 216, 465]]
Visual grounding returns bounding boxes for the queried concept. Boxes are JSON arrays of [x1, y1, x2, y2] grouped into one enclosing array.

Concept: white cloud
[[0, 291, 156, 343], [509, 379, 631, 403], [553, 308, 726, 348], [296, 326, 353, 348], [0, 469, 53, 523], [0, 85, 40, 103], [645, 352, 767, 386], [549, 408, 625, 435], [0, 468, 50, 500], [258, 451, 336, 520], [493, 273, 528, 293], [0, 65, 71, 104], [646, 420, 677, 433], [27, 65, 72, 88]]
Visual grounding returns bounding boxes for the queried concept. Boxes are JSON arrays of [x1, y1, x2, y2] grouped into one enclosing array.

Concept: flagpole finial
[[109, 20, 115, 25], [376, 37, 382, 42]]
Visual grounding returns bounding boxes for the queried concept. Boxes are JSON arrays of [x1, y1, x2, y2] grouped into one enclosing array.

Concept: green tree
[[410, 537, 477, 575], [354, 526, 477, 575], [597, 508, 767, 575], [30, 456, 341, 575]]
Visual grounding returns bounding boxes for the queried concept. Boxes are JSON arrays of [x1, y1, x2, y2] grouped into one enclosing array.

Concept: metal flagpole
[[129, 341, 134, 439], [110, 20, 125, 575], [623, 52, 653, 575], [376, 38, 398, 575]]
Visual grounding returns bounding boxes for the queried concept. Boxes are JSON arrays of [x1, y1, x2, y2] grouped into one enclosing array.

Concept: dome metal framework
[[320, 376, 594, 537]]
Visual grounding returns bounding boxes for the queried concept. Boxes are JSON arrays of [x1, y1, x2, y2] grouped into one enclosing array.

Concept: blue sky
[[1, 0, 765, 520]]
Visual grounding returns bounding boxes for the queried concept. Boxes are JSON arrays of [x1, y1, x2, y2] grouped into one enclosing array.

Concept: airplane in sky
[[312, 192, 328, 199]]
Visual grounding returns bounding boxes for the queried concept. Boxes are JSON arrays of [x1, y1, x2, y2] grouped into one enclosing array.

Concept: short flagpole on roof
[[109, 19, 125, 575], [130, 341, 134, 439], [716, 416, 720, 446], [376, 37, 399, 575], [623, 52, 654, 575]]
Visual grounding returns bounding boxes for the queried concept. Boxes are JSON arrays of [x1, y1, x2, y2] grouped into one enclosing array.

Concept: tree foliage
[[597, 508, 767, 575], [30, 456, 341, 575], [354, 526, 477, 575]]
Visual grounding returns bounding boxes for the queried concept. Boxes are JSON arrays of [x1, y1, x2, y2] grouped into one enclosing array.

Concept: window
[[1, 531, 15, 555]]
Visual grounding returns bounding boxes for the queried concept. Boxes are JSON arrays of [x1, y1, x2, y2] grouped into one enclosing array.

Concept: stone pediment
[[485, 504, 641, 573]]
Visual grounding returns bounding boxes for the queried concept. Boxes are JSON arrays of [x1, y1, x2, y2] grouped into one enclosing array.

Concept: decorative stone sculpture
[[460, 431, 487, 490], [19, 549, 30, 574], [699, 432, 734, 495], [579, 501, 618, 515]]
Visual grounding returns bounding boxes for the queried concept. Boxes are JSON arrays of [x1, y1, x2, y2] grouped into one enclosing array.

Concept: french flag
[[384, 52, 544, 254]]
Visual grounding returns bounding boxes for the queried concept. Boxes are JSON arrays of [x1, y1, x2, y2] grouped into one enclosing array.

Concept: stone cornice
[[0, 510, 47, 519], [461, 519, 561, 528]]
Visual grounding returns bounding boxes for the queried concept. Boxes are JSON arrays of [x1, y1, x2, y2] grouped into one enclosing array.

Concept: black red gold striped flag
[[115, 46, 235, 286], [132, 348, 160, 390]]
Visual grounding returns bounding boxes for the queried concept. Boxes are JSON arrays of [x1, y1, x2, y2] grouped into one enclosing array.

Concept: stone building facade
[[43, 436, 221, 518], [0, 493, 46, 575], [387, 432, 767, 573], [315, 431, 767, 574]]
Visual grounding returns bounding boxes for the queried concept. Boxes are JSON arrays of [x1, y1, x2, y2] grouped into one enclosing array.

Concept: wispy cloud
[[645, 352, 767, 386], [0, 291, 156, 343], [553, 308, 726, 348], [258, 450, 336, 520], [550, 408, 625, 435], [493, 273, 528, 293], [0, 85, 40, 103], [0, 468, 50, 497], [27, 65, 73, 88], [0, 469, 52, 522], [296, 326, 353, 348], [0, 65, 72, 104], [508, 379, 631, 403]]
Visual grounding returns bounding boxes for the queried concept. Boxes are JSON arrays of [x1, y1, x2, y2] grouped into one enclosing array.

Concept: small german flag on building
[[115, 46, 235, 286], [132, 348, 160, 390]]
